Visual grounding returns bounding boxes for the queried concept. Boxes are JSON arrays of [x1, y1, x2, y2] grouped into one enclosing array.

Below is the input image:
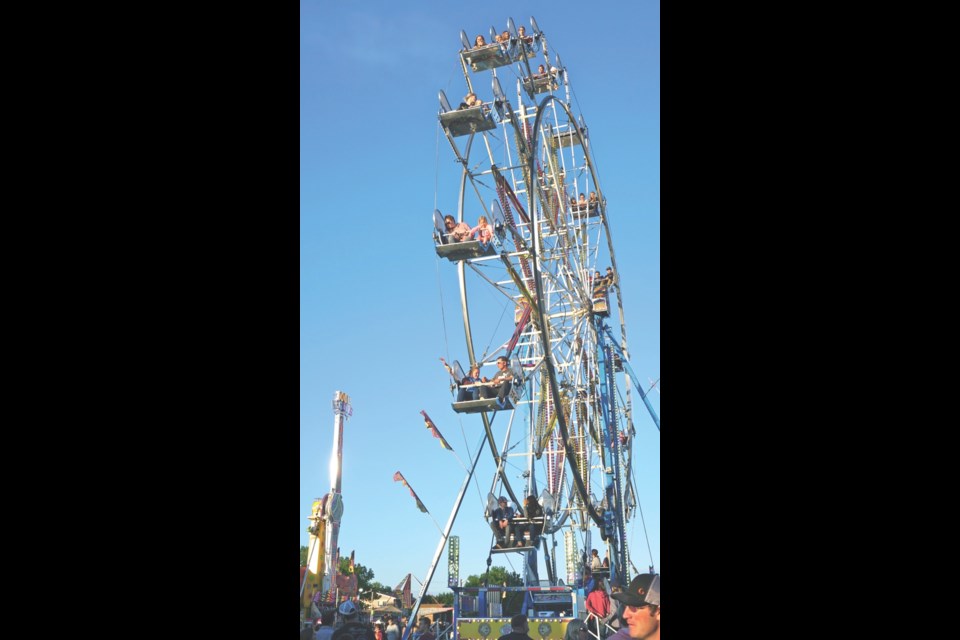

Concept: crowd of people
[[301, 571, 659, 640], [302, 603, 444, 640]]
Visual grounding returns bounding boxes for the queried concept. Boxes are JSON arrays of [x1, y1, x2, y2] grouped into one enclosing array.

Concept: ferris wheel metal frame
[[434, 16, 651, 589]]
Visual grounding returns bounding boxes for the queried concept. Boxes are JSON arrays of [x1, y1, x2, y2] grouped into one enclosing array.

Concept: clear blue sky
[[300, 0, 659, 596]]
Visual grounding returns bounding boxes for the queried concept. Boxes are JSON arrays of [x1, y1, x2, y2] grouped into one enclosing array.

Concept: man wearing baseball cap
[[609, 573, 660, 640], [332, 600, 375, 640], [489, 496, 515, 548]]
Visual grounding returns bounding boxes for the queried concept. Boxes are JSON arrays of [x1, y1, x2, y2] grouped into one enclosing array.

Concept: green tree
[[463, 567, 524, 616], [434, 592, 454, 606], [338, 559, 377, 592], [300, 545, 309, 567], [367, 581, 391, 596], [463, 566, 523, 587], [360, 580, 399, 610]]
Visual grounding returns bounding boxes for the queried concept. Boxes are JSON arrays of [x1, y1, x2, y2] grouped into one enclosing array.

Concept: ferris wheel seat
[[460, 44, 510, 72], [523, 76, 559, 95], [451, 396, 515, 414], [439, 106, 497, 137], [549, 128, 588, 150], [592, 297, 610, 316], [435, 239, 496, 261], [461, 44, 535, 73], [572, 204, 601, 220], [490, 543, 536, 554]]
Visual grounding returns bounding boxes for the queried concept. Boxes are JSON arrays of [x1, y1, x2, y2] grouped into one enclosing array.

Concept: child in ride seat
[[469, 215, 493, 250]]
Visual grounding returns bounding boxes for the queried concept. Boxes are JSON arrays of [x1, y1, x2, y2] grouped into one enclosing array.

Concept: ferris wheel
[[432, 16, 658, 589]]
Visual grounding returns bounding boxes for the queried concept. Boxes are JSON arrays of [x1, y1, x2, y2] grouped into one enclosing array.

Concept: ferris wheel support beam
[[591, 325, 629, 584], [402, 441, 485, 640], [526, 94, 605, 529], [600, 325, 660, 432]]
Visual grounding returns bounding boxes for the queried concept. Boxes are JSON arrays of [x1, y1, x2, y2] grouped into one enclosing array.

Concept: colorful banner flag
[[394, 573, 413, 608], [336, 573, 358, 598], [402, 573, 413, 608], [393, 471, 429, 513], [420, 410, 453, 451]]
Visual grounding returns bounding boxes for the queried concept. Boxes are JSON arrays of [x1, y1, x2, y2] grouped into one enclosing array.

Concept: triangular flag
[[391, 574, 414, 608], [420, 410, 454, 451], [401, 573, 413, 608], [393, 471, 429, 513]]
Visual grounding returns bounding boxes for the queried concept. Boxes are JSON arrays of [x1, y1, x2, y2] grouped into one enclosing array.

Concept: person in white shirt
[[385, 616, 400, 640], [589, 548, 603, 571]]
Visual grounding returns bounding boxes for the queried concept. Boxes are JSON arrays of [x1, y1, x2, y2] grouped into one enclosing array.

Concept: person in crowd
[[520, 494, 544, 545], [590, 548, 603, 570], [373, 622, 385, 640], [583, 565, 596, 594], [440, 357, 481, 402], [316, 610, 335, 640], [385, 617, 400, 640], [474, 34, 487, 48], [416, 617, 436, 640], [589, 191, 599, 207], [331, 601, 375, 640], [478, 355, 514, 409], [564, 619, 589, 640], [603, 580, 625, 633], [497, 614, 534, 640], [442, 214, 471, 242], [460, 362, 482, 401], [578, 193, 588, 209], [469, 215, 494, 250], [458, 92, 481, 110], [489, 495, 515, 548], [517, 26, 533, 45], [585, 579, 611, 639], [609, 574, 659, 640], [302, 622, 316, 640], [496, 30, 510, 44], [534, 64, 547, 78]]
